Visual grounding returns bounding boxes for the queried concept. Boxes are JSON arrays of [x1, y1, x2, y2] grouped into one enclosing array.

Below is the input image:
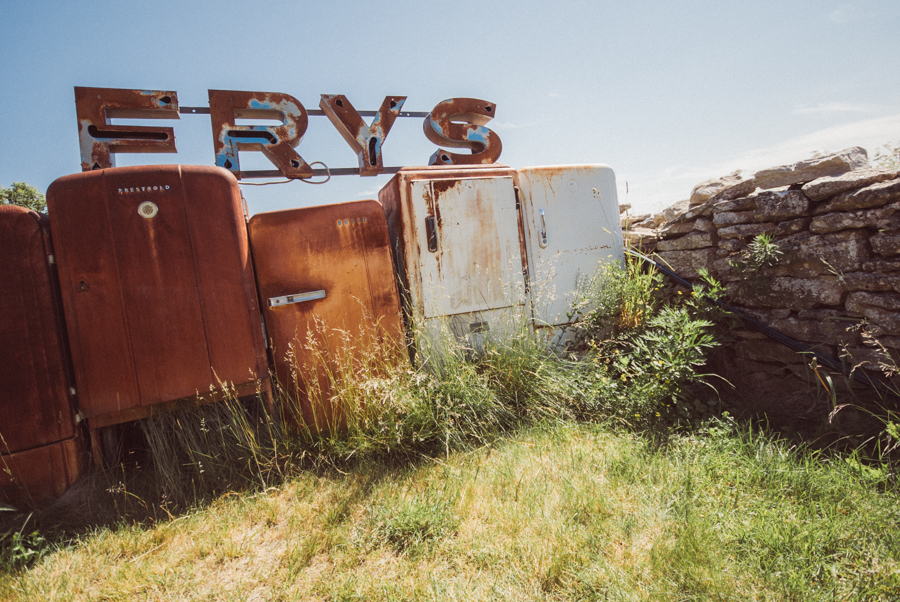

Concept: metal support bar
[[242, 166, 403, 179], [180, 107, 429, 118]]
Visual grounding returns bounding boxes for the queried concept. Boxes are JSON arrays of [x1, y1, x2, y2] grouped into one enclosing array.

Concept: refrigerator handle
[[538, 209, 548, 248], [425, 216, 438, 252], [267, 290, 326, 308]]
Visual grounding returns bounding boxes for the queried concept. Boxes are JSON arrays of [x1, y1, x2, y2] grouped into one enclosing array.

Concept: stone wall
[[621, 147, 900, 399]]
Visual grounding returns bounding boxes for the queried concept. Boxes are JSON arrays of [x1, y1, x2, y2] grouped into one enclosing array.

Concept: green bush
[[570, 258, 727, 427]]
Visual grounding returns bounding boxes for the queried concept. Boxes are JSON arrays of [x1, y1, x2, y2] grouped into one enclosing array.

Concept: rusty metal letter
[[423, 98, 502, 166], [208, 90, 313, 179], [75, 87, 179, 172], [319, 95, 406, 176]]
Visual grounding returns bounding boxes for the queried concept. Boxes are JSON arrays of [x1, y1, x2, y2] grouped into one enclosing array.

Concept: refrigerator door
[[0, 205, 85, 506], [249, 199, 404, 430], [411, 176, 526, 319], [47, 165, 268, 427], [379, 167, 529, 350], [0, 206, 76, 450], [517, 165, 624, 334]]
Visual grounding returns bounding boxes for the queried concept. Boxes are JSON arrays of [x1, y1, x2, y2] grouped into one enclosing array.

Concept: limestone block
[[656, 232, 715, 252], [802, 168, 899, 202], [658, 221, 696, 238], [767, 316, 861, 348], [693, 218, 716, 233], [814, 178, 900, 214], [713, 211, 754, 227], [718, 239, 748, 252], [753, 190, 810, 220], [623, 227, 658, 247], [862, 259, 900, 272], [846, 293, 900, 334], [711, 258, 739, 280], [773, 218, 810, 237], [841, 272, 900, 293], [662, 199, 690, 223], [653, 248, 716, 279], [714, 196, 757, 213], [753, 146, 869, 190], [622, 213, 652, 228], [689, 173, 744, 206], [809, 204, 897, 234], [717, 223, 773, 240], [870, 233, 900, 257], [875, 214, 900, 232], [777, 229, 870, 275], [712, 191, 808, 227], [731, 276, 844, 309], [708, 178, 759, 203], [847, 291, 900, 311]]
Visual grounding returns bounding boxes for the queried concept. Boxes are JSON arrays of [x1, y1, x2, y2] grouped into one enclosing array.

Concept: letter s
[[423, 98, 502, 166]]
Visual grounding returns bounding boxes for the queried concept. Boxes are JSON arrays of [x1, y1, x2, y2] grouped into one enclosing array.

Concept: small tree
[[0, 182, 46, 213]]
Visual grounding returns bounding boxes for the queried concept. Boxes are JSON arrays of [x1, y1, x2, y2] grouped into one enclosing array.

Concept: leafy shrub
[[570, 258, 726, 427]]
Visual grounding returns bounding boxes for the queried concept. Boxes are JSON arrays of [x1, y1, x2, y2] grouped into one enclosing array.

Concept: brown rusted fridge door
[[248, 200, 404, 431], [0, 205, 85, 506], [46, 165, 269, 429]]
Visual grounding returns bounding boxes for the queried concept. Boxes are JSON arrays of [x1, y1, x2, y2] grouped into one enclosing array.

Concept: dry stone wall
[[623, 147, 900, 392]]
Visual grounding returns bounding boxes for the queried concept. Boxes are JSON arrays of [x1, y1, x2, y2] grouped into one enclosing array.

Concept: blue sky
[[2, 0, 898, 215]]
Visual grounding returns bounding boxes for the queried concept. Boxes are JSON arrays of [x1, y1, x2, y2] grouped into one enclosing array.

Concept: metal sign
[[74, 87, 503, 179]]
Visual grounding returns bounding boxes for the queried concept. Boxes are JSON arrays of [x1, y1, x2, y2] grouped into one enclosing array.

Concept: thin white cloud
[[626, 112, 900, 215], [792, 102, 874, 115], [548, 93, 561, 98]]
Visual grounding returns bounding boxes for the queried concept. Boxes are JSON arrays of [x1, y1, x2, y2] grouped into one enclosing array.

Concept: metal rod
[[179, 107, 429, 118], [242, 166, 403, 179]]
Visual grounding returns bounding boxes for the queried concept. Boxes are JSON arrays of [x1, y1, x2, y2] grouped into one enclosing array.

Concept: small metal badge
[[138, 201, 159, 219]]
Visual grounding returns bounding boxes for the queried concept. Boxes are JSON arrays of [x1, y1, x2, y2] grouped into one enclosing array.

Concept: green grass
[[3, 259, 899, 600], [2, 420, 898, 601]]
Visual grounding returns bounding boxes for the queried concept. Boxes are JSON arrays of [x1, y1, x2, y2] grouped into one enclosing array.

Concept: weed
[[1, 516, 49, 570], [728, 231, 782, 274], [369, 491, 460, 556], [569, 257, 727, 428]]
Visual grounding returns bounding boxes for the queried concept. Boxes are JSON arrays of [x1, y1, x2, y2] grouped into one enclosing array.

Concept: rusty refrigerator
[[1, 205, 85, 506], [249, 200, 404, 431], [46, 165, 270, 452], [379, 164, 623, 352], [379, 166, 529, 350], [516, 165, 624, 345]]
